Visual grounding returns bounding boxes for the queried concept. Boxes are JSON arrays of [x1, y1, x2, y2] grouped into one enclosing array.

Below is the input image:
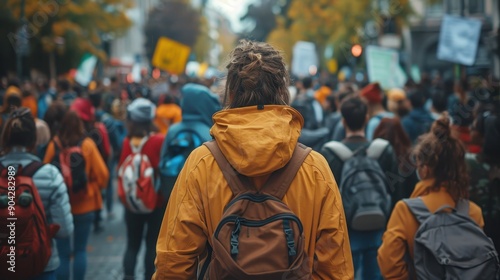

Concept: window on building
[[468, 0, 484, 15], [426, 1, 444, 18], [446, 0, 462, 15]]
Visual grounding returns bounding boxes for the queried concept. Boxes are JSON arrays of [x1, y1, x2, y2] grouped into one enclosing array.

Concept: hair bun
[[431, 112, 451, 138], [238, 52, 263, 91]]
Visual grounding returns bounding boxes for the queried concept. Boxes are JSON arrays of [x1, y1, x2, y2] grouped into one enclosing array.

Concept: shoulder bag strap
[[203, 140, 254, 195], [260, 143, 312, 200], [22, 161, 44, 177]]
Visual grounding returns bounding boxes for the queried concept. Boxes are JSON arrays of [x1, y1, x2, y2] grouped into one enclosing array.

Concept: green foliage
[[0, 0, 132, 76]]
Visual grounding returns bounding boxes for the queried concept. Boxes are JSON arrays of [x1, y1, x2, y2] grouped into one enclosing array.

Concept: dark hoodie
[[401, 107, 435, 143]]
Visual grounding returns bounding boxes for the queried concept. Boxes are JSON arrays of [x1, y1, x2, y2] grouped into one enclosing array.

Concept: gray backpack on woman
[[404, 198, 500, 280]]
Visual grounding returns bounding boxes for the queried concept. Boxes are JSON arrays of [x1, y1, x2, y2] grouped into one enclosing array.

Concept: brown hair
[[0, 108, 37, 155], [57, 110, 85, 147], [44, 101, 68, 139], [413, 113, 469, 201], [223, 40, 290, 108], [373, 118, 412, 160]]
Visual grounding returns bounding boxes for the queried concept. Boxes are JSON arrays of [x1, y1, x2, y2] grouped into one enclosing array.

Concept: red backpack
[[0, 162, 60, 279], [118, 137, 158, 213], [51, 137, 88, 202]]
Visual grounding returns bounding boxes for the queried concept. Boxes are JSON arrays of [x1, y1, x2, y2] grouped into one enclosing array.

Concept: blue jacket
[[402, 108, 435, 143], [0, 150, 73, 272]]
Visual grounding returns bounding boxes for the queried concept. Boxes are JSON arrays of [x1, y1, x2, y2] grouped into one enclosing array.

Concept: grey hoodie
[[0, 150, 73, 272]]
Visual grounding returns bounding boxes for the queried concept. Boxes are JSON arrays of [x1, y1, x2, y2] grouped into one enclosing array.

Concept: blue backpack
[[159, 122, 207, 200], [95, 110, 127, 158]]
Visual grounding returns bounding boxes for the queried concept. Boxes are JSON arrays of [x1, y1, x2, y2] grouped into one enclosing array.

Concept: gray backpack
[[404, 198, 500, 280], [323, 139, 392, 231]]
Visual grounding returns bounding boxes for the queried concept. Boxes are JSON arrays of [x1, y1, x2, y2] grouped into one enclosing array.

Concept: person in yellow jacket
[[153, 40, 354, 280], [377, 114, 484, 280]]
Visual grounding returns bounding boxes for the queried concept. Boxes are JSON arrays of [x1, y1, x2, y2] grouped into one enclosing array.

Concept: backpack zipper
[[224, 193, 284, 211], [215, 213, 303, 238]]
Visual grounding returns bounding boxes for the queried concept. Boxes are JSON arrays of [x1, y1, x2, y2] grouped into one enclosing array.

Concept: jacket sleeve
[[313, 157, 354, 280], [86, 139, 109, 189], [153, 155, 208, 279], [40, 164, 74, 238], [377, 200, 412, 280]]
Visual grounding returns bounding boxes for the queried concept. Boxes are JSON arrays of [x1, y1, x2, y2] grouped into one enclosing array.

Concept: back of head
[[126, 98, 156, 138], [373, 118, 411, 159], [57, 79, 70, 92], [223, 40, 290, 108], [59, 110, 85, 147], [44, 101, 68, 138], [341, 97, 367, 131], [431, 89, 447, 113], [1, 108, 37, 154], [413, 113, 468, 201], [301, 77, 313, 90], [407, 88, 427, 109]]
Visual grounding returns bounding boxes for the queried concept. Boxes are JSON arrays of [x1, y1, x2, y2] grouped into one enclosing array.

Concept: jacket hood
[[210, 105, 303, 177], [181, 83, 221, 127]]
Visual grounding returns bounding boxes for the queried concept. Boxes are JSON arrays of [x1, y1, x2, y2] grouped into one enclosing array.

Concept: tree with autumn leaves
[[266, 0, 414, 66], [0, 0, 132, 77]]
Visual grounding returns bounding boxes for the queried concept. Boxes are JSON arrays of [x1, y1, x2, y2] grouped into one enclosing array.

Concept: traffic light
[[351, 44, 363, 58]]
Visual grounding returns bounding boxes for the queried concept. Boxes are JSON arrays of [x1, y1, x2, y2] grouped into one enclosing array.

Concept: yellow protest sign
[[327, 59, 338, 74], [152, 37, 191, 75]]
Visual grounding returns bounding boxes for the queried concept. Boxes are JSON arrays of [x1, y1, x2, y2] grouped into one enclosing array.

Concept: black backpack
[[323, 139, 391, 231]]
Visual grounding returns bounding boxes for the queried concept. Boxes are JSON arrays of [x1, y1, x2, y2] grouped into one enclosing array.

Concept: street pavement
[[85, 202, 146, 280]]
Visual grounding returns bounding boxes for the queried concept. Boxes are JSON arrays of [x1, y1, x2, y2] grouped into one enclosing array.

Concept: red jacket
[[119, 133, 166, 208]]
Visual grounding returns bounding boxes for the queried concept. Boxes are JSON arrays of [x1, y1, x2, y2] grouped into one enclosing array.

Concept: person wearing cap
[[360, 82, 394, 141], [386, 88, 409, 118], [43, 110, 109, 280], [118, 98, 166, 280]]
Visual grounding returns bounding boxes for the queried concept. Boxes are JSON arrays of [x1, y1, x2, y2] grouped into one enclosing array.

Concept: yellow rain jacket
[[153, 105, 354, 279]]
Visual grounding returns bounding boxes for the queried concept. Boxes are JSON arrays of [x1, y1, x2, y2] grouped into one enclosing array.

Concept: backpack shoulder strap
[[261, 143, 312, 199], [455, 199, 470, 216], [130, 136, 149, 154], [22, 161, 44, 177], [322, 141, 353, 162], [366, 138, 389, 160], [403, 198, 431, 224], [203, 140, 255, 195]]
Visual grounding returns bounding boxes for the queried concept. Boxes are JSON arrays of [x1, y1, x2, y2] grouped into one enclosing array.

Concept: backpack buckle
[[230, 218, 241, 258]]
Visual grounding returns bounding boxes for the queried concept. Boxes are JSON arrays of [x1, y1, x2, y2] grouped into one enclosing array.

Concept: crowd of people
[[0, 39, 499, 280]]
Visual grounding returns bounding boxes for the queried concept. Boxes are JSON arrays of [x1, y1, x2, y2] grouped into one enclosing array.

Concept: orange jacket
[[43, 137, 109, 215], [153, 105, 354, 280], [154, 103, 182, 134], [377, 179, 484, 280], [22, 95, 38, 118]]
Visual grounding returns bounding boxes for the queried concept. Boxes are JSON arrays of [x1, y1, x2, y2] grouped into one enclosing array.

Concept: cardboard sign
[[152, 37, 191, 74], [291, 41, 318, 77], [366, 46, 407, 89], [437, 15, 482, 66]]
